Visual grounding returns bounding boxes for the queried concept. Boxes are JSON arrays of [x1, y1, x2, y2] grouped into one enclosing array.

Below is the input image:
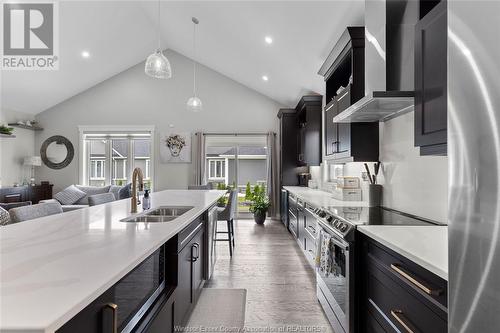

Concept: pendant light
[[144, 0, 172, 79], [187, 17, 202, 112]]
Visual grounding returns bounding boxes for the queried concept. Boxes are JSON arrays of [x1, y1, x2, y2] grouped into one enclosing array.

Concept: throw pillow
[[118, 183, 132, 200], [0, 207, 10, 226], [75, 185, 111, 205], [54, 185, 87, 205], [108, 185, 122, 201]]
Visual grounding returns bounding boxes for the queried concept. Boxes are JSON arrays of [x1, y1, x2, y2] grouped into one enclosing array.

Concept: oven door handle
[[317, 222, 349, 250], [330, 235, 349, 251], [304, 206, 315, 215]]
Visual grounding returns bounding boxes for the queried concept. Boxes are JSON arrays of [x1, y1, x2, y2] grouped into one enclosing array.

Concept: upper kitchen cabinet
[[415, 1, 447, 155], [278, 108, 299, 186], [296, 95, 322, 166], [319, 27, 379, 162]]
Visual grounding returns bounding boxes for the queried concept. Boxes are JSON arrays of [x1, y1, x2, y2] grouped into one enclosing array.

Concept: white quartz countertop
[[357, 226, 448, 280], [0, 190, 225, 333], [283, 187, 447, 280], [283, 186, 368, 208]]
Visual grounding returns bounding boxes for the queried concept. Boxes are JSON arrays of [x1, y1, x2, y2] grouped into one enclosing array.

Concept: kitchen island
[[0, 190, 225, 333]]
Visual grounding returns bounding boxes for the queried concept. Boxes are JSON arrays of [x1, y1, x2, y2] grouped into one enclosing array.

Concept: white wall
[[343, 112, 448, 223], [35, 50, 282, 192], [0, 109, 36, 187]]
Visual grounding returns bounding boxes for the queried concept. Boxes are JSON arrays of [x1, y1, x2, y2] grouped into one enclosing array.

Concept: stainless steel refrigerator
[[449, 1, 500, 332]]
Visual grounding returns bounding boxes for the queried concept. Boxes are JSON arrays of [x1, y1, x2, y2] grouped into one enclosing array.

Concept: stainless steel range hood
[[331, 0, 419, 123], [333, 91, 414, 123]]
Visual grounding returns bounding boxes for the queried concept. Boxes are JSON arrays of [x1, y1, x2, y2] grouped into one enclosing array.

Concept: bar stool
[[215, 189, 238, 256]]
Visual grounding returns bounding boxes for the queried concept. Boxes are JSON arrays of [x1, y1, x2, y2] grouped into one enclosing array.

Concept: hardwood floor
[[205, 218, 334, 332]]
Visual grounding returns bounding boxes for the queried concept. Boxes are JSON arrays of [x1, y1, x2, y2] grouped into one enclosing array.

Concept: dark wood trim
[[7, 123, 44, 131], [295, 95, 322, 111], [318, 26, 365, 79], [277, 108, 296, 118], [420, 143, 447, 156]]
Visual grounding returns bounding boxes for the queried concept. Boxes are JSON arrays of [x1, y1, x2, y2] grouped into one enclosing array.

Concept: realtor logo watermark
[[1, 1, 59, 70]]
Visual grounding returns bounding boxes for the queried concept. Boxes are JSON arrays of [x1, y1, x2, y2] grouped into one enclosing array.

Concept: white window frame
[[145, 159, 150, 179], [208, 159, 226, 180], [79, 125, 155, 188], [90, 159, 105, 180]]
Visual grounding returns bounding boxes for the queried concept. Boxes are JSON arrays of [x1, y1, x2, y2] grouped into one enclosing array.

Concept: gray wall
[[0, 109, 36, 187], [35, 50, 282, 192]]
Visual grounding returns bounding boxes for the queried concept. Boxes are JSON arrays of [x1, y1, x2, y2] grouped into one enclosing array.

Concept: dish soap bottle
[[142, 189, 151, 210]]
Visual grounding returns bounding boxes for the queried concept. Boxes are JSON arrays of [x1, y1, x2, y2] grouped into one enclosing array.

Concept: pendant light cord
[[157, 0, 161, 51], [192, 19, 197, 97]]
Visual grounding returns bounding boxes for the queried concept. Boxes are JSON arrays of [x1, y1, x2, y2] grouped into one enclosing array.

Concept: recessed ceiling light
[[81, 51, 90, 58], [262, 75, 269, 81], [265, 36, 273, 44]]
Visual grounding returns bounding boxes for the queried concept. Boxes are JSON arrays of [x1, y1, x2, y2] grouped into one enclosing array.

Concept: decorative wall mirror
[[40, 136, 74, 169]]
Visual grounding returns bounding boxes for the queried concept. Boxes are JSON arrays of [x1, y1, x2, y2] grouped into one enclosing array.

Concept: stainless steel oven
[[316, 222, 352, 333], [312, 207, 355, 333]]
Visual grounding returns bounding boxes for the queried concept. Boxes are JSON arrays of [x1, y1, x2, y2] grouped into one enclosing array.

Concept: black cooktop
[[323, 206, 443, 226]]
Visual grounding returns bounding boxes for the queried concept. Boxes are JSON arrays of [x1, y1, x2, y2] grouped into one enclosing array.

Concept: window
[[90, 160, 105, 180], [81, 128, 154, 189], [208, 159, 225, 179]]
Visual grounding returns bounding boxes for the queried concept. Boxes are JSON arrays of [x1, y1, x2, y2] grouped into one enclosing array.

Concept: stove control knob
[[318, 211, 327, 218], [326, 216, 333, 223], [340, 224, 348, 232], [333, 219, 340, 228]]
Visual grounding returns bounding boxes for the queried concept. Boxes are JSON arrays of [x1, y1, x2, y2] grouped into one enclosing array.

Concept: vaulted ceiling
[[1, 1, 364, 115]]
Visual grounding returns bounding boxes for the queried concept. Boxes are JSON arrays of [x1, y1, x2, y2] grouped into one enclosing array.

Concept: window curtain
[[194, 132, 206, 185], [266, 131, 279, 218]]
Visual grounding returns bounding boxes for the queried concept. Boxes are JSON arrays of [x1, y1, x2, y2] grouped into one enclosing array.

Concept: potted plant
[[249, 185, 270, 225], [216, 183, 229, 207], [0, 124, 14, 136]]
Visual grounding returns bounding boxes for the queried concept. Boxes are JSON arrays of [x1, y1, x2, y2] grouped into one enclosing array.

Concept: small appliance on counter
[[332, 187, 362, 201], [335, 176, 360, 189], [323, 176, 362, 201], [298, 173, 311, 187], [308, 179, 318, 189]]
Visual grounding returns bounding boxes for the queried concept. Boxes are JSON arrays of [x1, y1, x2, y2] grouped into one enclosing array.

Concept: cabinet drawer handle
[[192, 243, 200, 262], [390, 310, 416, 333], [337, 89, 349, 101], [102, 303, 118, 333], [332, 141, 340, 153], [390, 264, 442, 296]]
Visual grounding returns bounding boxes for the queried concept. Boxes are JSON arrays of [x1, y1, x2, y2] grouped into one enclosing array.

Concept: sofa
[[41, 184, 131, 212]]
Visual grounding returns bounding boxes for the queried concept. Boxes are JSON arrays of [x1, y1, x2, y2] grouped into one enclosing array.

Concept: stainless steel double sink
[[121, 206, 194, 223]]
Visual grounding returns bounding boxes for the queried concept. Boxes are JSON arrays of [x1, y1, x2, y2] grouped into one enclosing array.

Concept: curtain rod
[[199, 132, 275, 136]]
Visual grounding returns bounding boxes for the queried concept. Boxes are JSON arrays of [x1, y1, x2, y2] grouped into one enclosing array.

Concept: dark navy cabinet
[[358, 233, 448, 333], [414, 1, 447, 155]]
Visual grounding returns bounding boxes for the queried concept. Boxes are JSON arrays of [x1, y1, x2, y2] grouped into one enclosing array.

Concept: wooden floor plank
[[206, 219, 334, 333]]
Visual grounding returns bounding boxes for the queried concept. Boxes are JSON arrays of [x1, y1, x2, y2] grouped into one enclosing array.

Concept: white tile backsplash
[[342, 111, 448, 223]]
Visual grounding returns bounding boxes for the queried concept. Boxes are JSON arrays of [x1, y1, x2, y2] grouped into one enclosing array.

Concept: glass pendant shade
[[145, 49, 172, 79], [187, 17, 202, 112], [187, 96, 203, 112]]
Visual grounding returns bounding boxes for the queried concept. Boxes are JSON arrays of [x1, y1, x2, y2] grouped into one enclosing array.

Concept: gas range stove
[[311, 206, 441, 240]]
